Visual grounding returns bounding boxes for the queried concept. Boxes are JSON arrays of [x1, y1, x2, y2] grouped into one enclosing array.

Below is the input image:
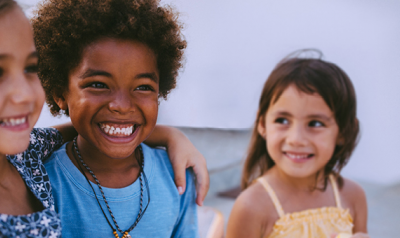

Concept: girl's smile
[[0, 115, 29, 130], [258, 84, 340, 179], [55, 38, 159, 162], [283, 151, 314, 163]]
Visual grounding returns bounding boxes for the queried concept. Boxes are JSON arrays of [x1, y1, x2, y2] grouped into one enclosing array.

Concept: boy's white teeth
[[0, 116, 26, 126], [99, 123, 135, 136]]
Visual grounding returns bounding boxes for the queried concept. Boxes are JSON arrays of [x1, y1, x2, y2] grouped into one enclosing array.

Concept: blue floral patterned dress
[[0, 128, 63, 238]]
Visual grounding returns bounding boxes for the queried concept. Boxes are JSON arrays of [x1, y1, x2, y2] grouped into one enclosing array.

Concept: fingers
[[171, 158, 187, 195], [351, 233, 370, 238], [331, 233, 369, 238], [192, 160, 210, 206]]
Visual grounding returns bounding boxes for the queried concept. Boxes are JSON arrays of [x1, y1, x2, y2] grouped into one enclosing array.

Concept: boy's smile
[[99, 123, 136, 137], [57, 38, 159, 163]]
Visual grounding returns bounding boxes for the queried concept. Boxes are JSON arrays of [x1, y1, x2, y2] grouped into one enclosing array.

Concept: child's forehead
[[268, 84, 334, 117], [0, 8, 35, 57], [71, 38, 159, 82], [271, 84, 320, 104], [79, 38, 156, 65]]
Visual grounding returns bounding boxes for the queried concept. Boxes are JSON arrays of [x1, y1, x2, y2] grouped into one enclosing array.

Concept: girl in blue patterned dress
[[0, 2, 208, 237], [0, 1, 62, 236]]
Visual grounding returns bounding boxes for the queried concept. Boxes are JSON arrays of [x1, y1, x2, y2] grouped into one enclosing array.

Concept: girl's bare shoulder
[[339, 177, 368, 233], [339, 177, 367, 204], [237, 180, 277, 216], [226, 178, 279, 238]]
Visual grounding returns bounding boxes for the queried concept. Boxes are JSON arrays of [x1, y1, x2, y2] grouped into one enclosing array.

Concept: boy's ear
[[53, 93, 68, 111], [257, 115, 267, 139]]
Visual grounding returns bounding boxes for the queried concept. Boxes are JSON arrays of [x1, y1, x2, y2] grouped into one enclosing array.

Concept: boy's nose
[[286, 124, 308, 147], [108, 90, 135, 114]]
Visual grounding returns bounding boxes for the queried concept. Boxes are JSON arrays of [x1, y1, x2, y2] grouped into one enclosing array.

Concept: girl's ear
[[257, 115, 267, 139], [336, 135, 344, 146], [53, 93, 68, 111]]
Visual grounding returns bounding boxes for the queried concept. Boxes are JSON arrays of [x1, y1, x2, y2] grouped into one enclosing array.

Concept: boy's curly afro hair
[[32, 0, 187, 116]]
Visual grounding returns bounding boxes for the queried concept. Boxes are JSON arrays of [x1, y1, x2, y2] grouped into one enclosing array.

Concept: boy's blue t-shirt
[[44, 143, 199, 238]]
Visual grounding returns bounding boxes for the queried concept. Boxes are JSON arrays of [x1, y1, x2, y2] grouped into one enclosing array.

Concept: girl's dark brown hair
[[0, 0, 17, 15], [242, 50, 359, 190]]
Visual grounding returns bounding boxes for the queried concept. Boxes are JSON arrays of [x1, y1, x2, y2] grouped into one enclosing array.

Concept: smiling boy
[[32, 0, 198, 237]]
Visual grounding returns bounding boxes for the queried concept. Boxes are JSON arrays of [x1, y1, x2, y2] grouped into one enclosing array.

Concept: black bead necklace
[[72, 137, 150, 238]]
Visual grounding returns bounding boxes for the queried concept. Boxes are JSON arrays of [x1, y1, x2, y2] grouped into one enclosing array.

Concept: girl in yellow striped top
[[227, 51, 370, 238]]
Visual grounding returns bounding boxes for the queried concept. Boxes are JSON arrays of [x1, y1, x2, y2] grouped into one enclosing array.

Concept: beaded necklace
[[72, 137, 150, 238]]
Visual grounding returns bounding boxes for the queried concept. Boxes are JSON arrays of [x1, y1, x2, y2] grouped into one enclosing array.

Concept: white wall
[[23, 0, 400, 185]]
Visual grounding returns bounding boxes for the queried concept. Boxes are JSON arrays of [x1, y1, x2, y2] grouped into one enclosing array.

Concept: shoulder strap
[[257, 177, 285, 218], [329, 174, 342, 209]]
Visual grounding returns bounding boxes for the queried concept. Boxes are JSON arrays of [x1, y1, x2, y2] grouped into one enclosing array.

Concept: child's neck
[[0, 153, 44, 215], [272, 167, 324, 192], [66, 137, 141, 189], [0, 153, 12, 183]]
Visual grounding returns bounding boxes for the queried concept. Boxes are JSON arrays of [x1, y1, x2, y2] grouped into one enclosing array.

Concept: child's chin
[[102, 149, 138, 160], [2, 140, 30, 155]]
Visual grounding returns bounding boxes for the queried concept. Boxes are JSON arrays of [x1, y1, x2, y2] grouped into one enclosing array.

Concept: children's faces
[[0, 8, 45, 155], [55, 38, 159, 160], [258, 85, 340, 179]]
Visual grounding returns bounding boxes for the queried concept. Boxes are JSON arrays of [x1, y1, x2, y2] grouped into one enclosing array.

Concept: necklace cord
[[71, 140, 115, 231], [71, 137, 151, 236], [132, 161, 150, 228]]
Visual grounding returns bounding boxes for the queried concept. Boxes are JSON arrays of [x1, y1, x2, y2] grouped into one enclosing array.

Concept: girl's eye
[[275, 117, 289, 125], [24, 64, 38, 74], [89, 82, 108, 89], [0, 68, 3, 77], [309, 120, 325, 127], [136, 85, 153, 91]]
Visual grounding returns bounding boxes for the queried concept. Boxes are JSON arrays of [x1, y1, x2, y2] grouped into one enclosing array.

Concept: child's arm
[[226, 185, 268, 238], [24, 128, 64, 161], [332, 233, 370, 238], [351, 180, 369, 237], [53, 122, 78, 142], [343, 179, 368, 234], [53, 123, 209, 206], [145, 125, 209, 206], [332, 179, 370, 238]]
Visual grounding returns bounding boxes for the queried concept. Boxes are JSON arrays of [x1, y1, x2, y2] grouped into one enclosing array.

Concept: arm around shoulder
[[145, 125, 209, 206], [29, 127, 64, 161], [171, 168, 199, 238]]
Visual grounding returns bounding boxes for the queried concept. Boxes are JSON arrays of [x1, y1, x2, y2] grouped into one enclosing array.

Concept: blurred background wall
[[21, 0, 400, 185]]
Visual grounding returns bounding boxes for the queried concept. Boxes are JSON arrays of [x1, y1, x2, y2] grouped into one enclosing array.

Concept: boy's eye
[[89, 82, 108, 89], [309, 120, 325, 127], [24, 64, 38, 74], [136, 85, 153, 91], [275, 117, 289, 125]]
